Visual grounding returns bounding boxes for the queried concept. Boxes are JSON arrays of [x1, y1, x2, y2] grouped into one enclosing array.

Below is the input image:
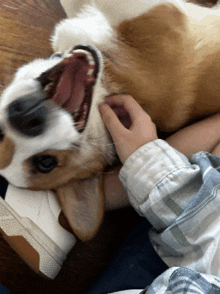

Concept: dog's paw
[[51, 6, 115, 54]]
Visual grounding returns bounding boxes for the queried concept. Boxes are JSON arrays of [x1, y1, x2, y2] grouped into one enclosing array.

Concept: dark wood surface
[[0, 0, 218, 293], [0, 0, 65, 94], [0, 0, 66, 31]]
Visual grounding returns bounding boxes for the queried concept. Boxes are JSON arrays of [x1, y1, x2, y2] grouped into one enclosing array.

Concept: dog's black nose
[[8, 92, 48, 137]]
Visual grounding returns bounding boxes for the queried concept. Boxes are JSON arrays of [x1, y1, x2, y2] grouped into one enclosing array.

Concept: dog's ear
[[55, 176, 104, 242]]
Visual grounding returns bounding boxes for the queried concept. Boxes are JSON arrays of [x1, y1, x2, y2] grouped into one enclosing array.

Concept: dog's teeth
[[65, 53, 72, 58], [73, 49, 95, 66], [44, 82, 53, 91], [87, 54, 95, 66], [88, 56, 95, 66], [87, 68, 94, 76], [73, 109, 79, 118]]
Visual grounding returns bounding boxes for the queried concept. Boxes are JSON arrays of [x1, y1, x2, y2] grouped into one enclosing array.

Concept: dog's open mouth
[[37, 45, 100, 132]]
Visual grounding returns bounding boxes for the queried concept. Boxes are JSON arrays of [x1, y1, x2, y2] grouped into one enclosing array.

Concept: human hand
[[99, 95, 158, 164]]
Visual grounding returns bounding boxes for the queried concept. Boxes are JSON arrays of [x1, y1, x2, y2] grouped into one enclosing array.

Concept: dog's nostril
[[0, 128, 4, 142], [26, 118, 43, 129], [10, 100, 24, 115], [13, 102, 23, 113]]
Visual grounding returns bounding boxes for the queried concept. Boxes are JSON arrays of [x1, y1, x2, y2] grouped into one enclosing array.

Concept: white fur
[[51, 5, 116, 54]]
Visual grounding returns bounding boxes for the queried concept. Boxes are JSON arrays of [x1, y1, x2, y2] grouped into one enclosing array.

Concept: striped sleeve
[[119, 139, 201, 231], [119, 140, 220, 275]]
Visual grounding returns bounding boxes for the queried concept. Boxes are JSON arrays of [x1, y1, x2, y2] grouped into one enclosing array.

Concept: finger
[[99, 103, 128, 140], [105, 95, 145, 122]]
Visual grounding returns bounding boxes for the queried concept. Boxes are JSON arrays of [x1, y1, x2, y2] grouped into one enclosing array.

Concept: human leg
[[84, 218, 168, 294], [0, 283, 15, 294]]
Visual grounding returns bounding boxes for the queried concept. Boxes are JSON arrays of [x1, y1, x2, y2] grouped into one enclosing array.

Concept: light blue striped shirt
[[117, 139, 220, 294]]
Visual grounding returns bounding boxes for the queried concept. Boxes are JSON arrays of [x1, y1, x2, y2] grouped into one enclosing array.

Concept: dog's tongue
[[52, 55, 90, 114]]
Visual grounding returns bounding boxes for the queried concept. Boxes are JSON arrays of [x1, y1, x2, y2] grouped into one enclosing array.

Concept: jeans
[[85, 218, 168, 294], [0, 283, 14, 294]]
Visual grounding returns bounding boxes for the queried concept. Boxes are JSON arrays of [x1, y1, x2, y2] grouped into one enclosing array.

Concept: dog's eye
[[50, 53, 62, 60], [32, 155, 58, 174]]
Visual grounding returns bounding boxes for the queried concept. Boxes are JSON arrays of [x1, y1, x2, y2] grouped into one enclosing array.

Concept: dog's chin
[[37, 45, 101, 133]]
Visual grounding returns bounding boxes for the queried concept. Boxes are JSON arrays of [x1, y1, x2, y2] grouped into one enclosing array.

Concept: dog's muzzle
[[7, 91, 49, 137]]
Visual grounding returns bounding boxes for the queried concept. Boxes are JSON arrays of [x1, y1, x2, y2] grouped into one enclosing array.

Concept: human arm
[[166, 113, 220, 158], [104, 165, 130, 210], [101, 95, 220, 276], [103, 123, 220, 274], [101, 95, 220, 211]]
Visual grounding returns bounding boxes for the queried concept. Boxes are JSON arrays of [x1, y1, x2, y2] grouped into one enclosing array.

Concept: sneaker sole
[[0, 197, 66, 279]]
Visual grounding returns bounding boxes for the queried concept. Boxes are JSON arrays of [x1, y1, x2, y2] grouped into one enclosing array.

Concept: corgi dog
[[0, 0, 220, 241]]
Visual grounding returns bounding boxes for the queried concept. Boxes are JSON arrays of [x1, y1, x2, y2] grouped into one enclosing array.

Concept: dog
[[0, 0, 220, 242]]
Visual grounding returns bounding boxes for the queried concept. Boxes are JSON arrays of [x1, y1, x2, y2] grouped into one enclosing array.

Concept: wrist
[[121, 137, 158, 164], [104, 165, 130, 210]]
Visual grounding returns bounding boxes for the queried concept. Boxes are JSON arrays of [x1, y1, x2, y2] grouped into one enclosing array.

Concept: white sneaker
[[0, 177, 76, 279]]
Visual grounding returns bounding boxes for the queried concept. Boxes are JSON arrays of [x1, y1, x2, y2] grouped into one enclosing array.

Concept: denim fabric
[[0, 283, 14, 294], [85, 219, 168, 294]]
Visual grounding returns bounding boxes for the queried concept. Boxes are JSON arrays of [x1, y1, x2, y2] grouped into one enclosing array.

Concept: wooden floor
[[0, 0, 65, 93], [0, 0, 218, 293]]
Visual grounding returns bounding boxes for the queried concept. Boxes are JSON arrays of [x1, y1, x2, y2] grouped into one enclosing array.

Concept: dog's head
[[0, 45, 114, 241]]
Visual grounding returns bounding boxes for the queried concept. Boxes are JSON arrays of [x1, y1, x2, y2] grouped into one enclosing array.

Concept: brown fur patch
[[0, 136, 15, 169], [103, 4, 197, 132], [192, 51, 220, 120], [103, 4, 220, 131]]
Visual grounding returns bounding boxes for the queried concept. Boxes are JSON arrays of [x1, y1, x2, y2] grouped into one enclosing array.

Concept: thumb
[[99, 103, 127, 141]]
